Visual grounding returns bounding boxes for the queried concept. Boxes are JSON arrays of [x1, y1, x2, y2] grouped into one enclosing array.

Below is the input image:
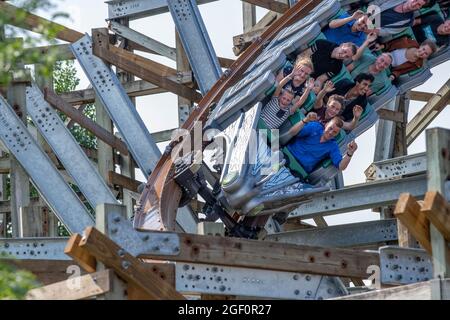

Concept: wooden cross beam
[[141, 231, 378, 278], [241, 0, 289, 14], [108, 171, 142, 193], [233, 11, 278, 55], [26, 269, 113, 300], [406, 79, 450, 146], [92, 28, 202, 103], [44, 88, 129, 156], [422, 191, 450, 242], [395, 193, 432, 253], [68, 228, 184, 300], [0, 1, 83, 43]]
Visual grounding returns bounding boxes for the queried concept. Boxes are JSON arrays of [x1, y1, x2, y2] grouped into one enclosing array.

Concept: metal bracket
[[107, 0, 219, 20], [166, 0, 222, 94], [365, 152, 427, 181], [379, 246, 433, 286], [0, 95, 94, 234], [103, 209, 180, 257], [0, 238, 69, 260], [26, 83, 118, 209], [71, 34, 161, 178], [175, 262, 348, 300]]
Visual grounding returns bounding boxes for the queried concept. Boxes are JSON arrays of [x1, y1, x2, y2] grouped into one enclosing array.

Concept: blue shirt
[[323, 12, 366, 47], [287, 122, 342, 173]]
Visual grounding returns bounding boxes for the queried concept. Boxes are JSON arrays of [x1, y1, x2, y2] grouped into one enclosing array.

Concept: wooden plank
[[59, 79, 186, 106], [108, 171, 142, 193], [377, 109, 405, 123], [0, 156, 10, 174], [232, 11, 278, 55], [64, 234, 97, 273], [410, 91, 434, 102], [26, 269, 112, 300], [79, 227, 185, 300], [0, 2, 83, 43], [243, 2, 257, 33], [333, 279, 436, 300], [133, 230, 379, 279], [21, 44, 74, 64], [233, 27, 267, 56], [422, 191, 450, 241], [44, 88, 129, 155], [242, 0, 289, 13], [394, 193, 432, 253], [92, 28, 202, 103], [407, 79, 450, 146], [0, 259, 86, 286]]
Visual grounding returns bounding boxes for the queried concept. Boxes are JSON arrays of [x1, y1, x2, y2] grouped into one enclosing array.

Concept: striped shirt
[[260, 97, 292, 129]]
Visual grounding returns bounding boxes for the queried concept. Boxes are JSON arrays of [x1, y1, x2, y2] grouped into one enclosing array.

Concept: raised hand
[[306, 78, 315, 90], [347, 140, 358, 156], [353, 105, 363, 119], [366, 32, 378, 43], [323, 80, 335, 93], [305, 112, 318, 123], [352, 10, 365, 20]]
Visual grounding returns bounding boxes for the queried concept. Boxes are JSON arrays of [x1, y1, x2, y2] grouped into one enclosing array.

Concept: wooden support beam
[[65, 234, 97, 273], [394, 193, 432, 253], [92, 28, 202, 103], [78, 227, 185, 300], [121, 229, 380, 279], [44, 88, 129, 155], [0, 156, 10, 174], [0, 259, 86, 286], [26, 269, 113, 300], [333, 278, 450, 300], [377, 109, 405, 123], [108, 171, 142, 193], [59, 80, 168, 106], [21, 44, 74, 64], [422, 192, 450, 241], [0, 2, 83, 43], [406, 79, 450, 146], [232, 11, 278, 55], [241, 0, 289, 13], [410, 91, 434, 102]]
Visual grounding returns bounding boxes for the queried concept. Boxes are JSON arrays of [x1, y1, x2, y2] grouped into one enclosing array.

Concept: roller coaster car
[[172, 0, 448, 238]]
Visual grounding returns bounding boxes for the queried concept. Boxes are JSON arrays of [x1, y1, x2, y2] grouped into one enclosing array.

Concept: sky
[[30, 0, 450, 226]]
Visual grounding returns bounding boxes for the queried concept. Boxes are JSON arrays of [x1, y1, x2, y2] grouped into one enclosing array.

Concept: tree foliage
[[53, 60, 97, 150], [0, 259, 39, 300], [0, 0, 68, 84]]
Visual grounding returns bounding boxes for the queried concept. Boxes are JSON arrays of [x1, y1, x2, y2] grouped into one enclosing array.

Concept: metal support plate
[[365, 152, 427, 181], [288, 174, 427, 219], [0, 95, 94, 234], [267, 219, 398, 248], [107, 0, 218, 20], [379, 246, 433, 286], [175, 262, 347, 300], [71, 34, 160, 178], [167, 0, 222, 94], [0, 237, 69, 260], [26, 83, 118, 208], [103, 209, 180, 257]]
